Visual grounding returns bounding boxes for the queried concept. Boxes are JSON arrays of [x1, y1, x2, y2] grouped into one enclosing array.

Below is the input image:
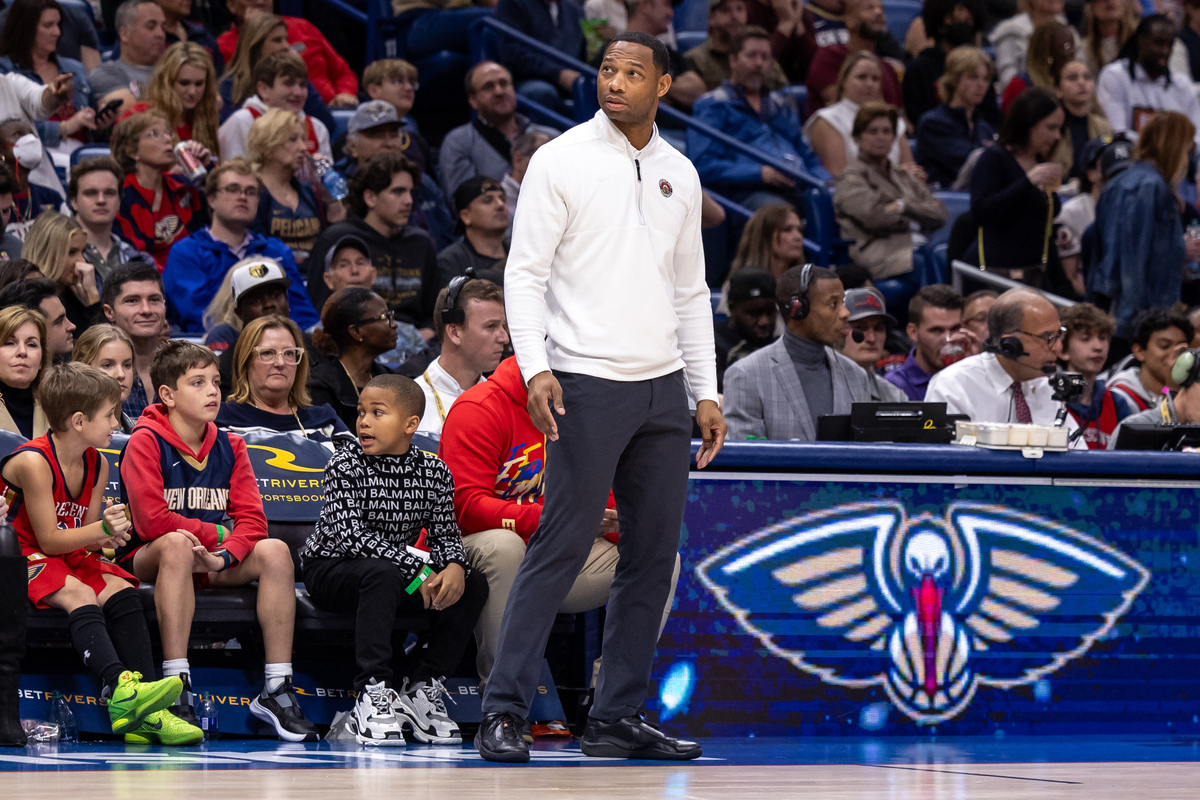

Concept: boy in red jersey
[[1, 362, 199, 744]]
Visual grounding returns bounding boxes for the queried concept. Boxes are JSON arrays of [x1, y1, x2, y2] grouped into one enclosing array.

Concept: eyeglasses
[[1021, 327, 1067, 348], [253, 346, 304, 365], [140, 128, 171, 140], [219, 185, 259, 198], [387, 77, 419, 89], [354, 310, 395, 326]]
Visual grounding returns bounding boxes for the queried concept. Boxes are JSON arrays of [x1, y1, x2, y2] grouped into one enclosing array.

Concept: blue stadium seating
[[884, 0, 923, 45], [329, 109, 354, 146], [675, 30, 707, 53]]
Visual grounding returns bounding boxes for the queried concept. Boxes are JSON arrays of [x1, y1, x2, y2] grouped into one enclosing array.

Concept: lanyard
[[421, 370, 447, 422]]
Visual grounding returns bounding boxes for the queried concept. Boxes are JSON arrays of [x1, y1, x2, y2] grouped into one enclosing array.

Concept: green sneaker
[[124, 710, 203, 745], [108, 671, 183, 734]]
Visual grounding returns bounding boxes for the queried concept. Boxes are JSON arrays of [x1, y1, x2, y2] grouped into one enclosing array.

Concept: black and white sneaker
[[394, 677, 461, 744], [250, 677, 318, 742], [348, 680, 405, 747], [169, 673, 199, 728]]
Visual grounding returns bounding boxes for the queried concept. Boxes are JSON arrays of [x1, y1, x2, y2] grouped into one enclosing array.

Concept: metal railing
[[951, 260, 1078, 307]]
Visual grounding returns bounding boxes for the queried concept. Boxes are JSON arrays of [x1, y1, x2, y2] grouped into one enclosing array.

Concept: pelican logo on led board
[[696, 501, 1150, 725]]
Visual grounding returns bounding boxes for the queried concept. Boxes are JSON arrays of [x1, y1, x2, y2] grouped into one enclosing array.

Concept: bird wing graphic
[[947, 502, 1150, 688], [696, 501, 907, 686]]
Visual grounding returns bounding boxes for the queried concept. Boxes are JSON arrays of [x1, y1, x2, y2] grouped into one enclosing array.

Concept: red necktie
[[1012, 381, 1032, 424]]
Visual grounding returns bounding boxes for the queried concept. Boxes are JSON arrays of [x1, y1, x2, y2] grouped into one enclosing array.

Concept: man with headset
[[1109, 349, 1200, 448], [724, 263, 873, 441], [927, 288, 1080, 434], [416, 271, 509, 437]]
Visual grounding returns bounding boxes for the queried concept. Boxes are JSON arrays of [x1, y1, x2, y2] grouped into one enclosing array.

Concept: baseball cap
[[348, 100, 401, 135], [844, 287, 896, 325], [1079, 137, 1108, 171], [324, 234, 371, 272], [728, 268, 776, 307], [1099, 136, 1133, 180], [453, 175, 505, 216], [231, 258, 290, 305]]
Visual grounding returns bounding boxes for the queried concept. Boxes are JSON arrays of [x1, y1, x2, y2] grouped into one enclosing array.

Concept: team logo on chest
[[658, 179, 672, 198]]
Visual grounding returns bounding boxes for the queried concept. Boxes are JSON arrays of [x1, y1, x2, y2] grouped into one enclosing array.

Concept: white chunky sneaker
[[348, 679, 406, 747], [394, 677, 461, 745]]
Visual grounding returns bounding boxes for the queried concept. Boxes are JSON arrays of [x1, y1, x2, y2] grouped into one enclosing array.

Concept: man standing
[[475, 32, 725, 763], [886, 284, 976, 401], [438, 176, 510, 287], [100, 262, 167, 419]]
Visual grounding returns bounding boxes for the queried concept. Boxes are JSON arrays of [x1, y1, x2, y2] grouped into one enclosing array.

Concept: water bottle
[[197, 692, 219, 741], [312, 158, 348, 202], [48, 691, 77, 742], [1186, 222, 1200, 281]]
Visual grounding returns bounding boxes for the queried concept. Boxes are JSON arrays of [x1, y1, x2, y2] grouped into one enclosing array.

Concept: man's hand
[[330, 93, 359, 109], [431, 563, 465, 610], [694, 399, 727, 469], [558, 69, 581, 92], [178, 529, 227, 573], [599, 507, 619, 535], [527, 371, 565, 441], [44, 72, 74, 110], [762, 165, 796, 188]]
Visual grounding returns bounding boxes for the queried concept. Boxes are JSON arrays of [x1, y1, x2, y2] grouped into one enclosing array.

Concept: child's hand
[[432, 563, 465, 611], [177, 529, 227, 573], [417, 572, 437, 610], [102, 500, 131, 538]]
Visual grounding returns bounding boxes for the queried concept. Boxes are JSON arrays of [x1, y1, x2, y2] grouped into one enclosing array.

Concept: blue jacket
[[0, 55, 92, 148], [915, 102, 996, 188], [162, 228, 320, 333], [494, 0, 585, 84], [1090, 161, 1185, 340], [689, 82, 829, 193]]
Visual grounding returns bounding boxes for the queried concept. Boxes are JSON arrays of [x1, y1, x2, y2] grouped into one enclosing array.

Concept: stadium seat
[[329, 109, 354, 146], [884, 0, 923, 44], [778, 84, 807, 114], [800, 186, 850, 266], [675, 31, 707, 53]]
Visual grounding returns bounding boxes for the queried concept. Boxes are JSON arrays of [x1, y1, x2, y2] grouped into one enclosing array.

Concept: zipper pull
[[635, 158, 641, 181]]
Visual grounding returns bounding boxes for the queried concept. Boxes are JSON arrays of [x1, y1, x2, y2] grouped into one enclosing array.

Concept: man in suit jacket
[[724, 263, 873, 440]]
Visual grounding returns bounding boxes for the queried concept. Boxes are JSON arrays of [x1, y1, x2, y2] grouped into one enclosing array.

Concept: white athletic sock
[[163, 658, 190, 679], [264, 662, 292, 693]]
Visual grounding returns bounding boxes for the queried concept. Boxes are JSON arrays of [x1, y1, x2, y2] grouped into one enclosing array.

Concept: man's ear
[[256, 80, 270, 99], [323, 272, 336, 290], [362, 188, 378, 213], [103, 304, 114, 323], [906, 321, 917, 341], [365, 84, 381, 100], [657, 73, 672, 99], [1131, 344, 1146, 363]]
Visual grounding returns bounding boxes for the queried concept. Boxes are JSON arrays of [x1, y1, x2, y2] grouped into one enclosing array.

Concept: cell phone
[[97, 98, 122, 121]]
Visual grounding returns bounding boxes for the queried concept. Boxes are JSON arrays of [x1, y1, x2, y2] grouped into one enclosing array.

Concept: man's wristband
[[405, 565, 433, 595]]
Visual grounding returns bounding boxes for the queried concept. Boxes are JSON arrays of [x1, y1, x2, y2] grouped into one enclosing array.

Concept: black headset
[[442, 267, 478, 326], [786, 263, 814, 321], [1173, 349, 1200, 389], [987, 335, 1029, 362]]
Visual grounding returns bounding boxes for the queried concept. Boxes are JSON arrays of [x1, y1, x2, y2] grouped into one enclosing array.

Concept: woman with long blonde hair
[[222, 13, 290, 110], [138, 42, 222, 155], [22, 211, 97, 332]]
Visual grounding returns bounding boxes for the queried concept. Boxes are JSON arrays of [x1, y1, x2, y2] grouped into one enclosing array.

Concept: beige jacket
[[834, 156, 947, 280], [0, 396, 47, 439]]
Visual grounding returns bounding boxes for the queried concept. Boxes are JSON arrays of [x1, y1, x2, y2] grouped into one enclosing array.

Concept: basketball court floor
[[3, 736, 1200, 798]]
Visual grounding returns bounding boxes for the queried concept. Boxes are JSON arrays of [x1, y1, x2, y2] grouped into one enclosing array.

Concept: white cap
[[230, 258, 290, 305]]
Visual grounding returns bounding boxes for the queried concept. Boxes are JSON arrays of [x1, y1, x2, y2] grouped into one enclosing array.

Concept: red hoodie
[[438, 357, 616, 543], [217, 18, 359, 102], [119, 404, 267, 564]]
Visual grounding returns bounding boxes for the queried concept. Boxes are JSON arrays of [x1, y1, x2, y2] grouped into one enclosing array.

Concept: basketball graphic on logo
[[249, 263, 270, 279], [659, 179, 672, 197]]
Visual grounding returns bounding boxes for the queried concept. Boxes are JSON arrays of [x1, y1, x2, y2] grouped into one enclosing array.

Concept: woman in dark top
[[916, 46, 998, 188], [969, 87, 1069, 294], [218, 315, 352, 447], [0, 305, 50, 438], [22, 211, 99, 335], [248, 108, 344, 268], [307, 288, 398, 430]]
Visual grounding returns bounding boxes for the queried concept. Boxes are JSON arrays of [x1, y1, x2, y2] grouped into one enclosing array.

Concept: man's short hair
[[365, 373, 425, 420], [347, 152, 419, 219], [254, 50, 307, 90], [0, 162, 19, 196], [776, 264, 837, 311], [1059, 302, 1116, 347], [102, 261, 163, 308], [1131, 307, 1194, 350], [731, 25, 772, 58], [0, 277, 58, 313], [433, 277, 503, 339], [68, 156, 124, 199], [463, 60, 509, 96], [363, 58, 418, 88], [964, 289, 999, 309], [835, 262, 872, 290], [986, 290, 1037, 343], [37, 362, 122, 432], [909, 284, 963, 327], [205, 156, 256, 198], [114, 0, 156, 31], [150, 340, 219, 396], [602, 31, 670, 77]]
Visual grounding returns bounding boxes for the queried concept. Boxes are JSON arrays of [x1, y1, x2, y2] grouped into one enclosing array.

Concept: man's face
[[1063, 329, 1110, 377], [1009, 301, 1063, 381], [210, 171, 259, 227], [161, 364, 221, 424], [324, 246, 377, 292], [730, 37, 772, 90], [636, 0, 674, 35], [710, 0, 748, 40], [729, 297, 777, 345], [462, 187, 510, 235], [258, 75, 307, 112], [71, 170, 121, 227], [235, 283, 289, 325], [963, 295, 994, 342], [39, 295, 75, 356], [467, 63, 517, 122], [349, 125, 402, 161], [1140, 21, 1176, 78], [451, 298, 509, 375], [122, 2, 166, 65], [908, 307, 964, 374], [104, 279, 167, 340], [796, 278, 849, 348], [850, 0, 888, 40], [366, 74, 417, 118], [365, 170, 414, 229], [597, 41, 669, 126], [1135, 325, 1189, 390], [843, 316, 887, 369]]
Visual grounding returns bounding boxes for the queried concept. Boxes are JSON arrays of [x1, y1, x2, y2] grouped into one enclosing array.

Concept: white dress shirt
[[416, 356, 483, 436]]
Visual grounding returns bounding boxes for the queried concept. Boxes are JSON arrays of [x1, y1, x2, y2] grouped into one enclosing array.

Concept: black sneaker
[[580, 715, 702, 760], [474, 711, 529, 763], [169, 673, 199, 728], [250, 677, 318, 742]]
